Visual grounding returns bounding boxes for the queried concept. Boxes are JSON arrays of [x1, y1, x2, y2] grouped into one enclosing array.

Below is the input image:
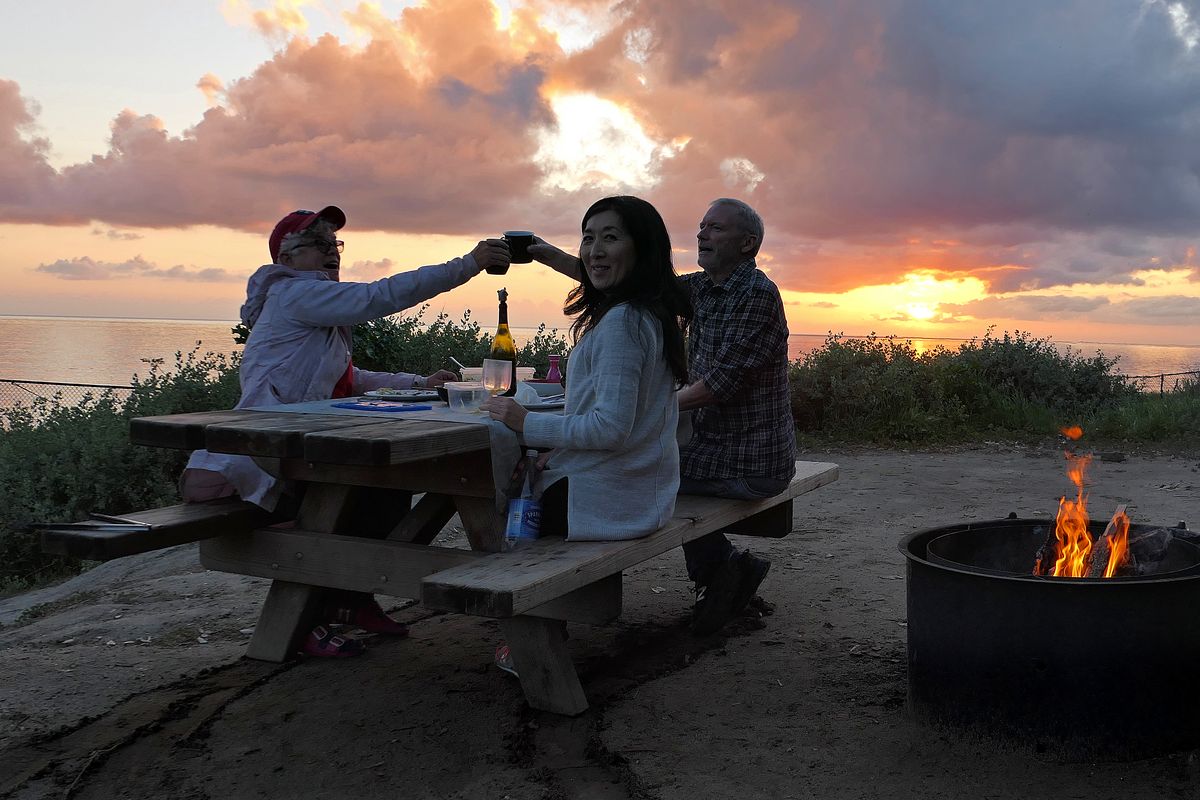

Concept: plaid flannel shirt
[[680, 258, 796, 481]]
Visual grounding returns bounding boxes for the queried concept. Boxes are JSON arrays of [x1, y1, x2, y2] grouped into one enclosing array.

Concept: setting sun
[[904, 303, 936, 321]]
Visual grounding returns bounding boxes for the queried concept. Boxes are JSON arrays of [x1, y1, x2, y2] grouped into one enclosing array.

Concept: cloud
[[222, 0, 311, 40], [35, 255, 238, 282], [2, 0, 1200, 306], [940, 290, 1200, 328], [341, 256, 395, 279], [91, 227, 144, 241], [936, 294, 1114, 327], [197, 73, 225, 107], [0, 80, 56, 210]]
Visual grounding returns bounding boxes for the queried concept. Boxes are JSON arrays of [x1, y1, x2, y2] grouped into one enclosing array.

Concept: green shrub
[[790, 331, 1184, 445], [347, 306, 571, 379], [789, 335, 968, 442], [239, 305, 572, 379], [0, 349, 240, 595]]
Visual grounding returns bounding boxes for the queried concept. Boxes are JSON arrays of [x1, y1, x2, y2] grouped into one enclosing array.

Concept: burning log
[[1086, 505, 1130, 578], [1033, 524, 1058, 576], [1087, 536, 1113, 578]]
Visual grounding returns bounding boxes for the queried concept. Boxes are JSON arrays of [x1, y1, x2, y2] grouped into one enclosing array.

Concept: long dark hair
[[564, 196, 692, 385]]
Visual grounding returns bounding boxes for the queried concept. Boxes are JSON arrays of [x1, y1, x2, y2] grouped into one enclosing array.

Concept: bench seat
[[38, 498, 284, 561], [420, 460, 837, 714], [421, 461, 839, 618]]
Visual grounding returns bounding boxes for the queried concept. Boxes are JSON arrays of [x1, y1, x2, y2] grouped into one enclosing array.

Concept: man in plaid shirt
[[676, 198, 796, 634]]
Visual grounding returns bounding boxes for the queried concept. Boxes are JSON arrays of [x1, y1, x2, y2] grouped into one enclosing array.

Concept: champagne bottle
[[490, 288, 518, 397]]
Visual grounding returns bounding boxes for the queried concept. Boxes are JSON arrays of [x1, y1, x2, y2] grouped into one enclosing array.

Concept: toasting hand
[[471, 239, 511, 274]]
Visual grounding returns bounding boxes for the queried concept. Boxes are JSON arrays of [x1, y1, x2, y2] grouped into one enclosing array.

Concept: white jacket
[[521, 303, 679, 540], [186, 255, 480, 508]]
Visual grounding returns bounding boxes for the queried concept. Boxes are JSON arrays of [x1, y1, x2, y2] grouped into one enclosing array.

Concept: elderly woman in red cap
[[181, 205, 510, 656]]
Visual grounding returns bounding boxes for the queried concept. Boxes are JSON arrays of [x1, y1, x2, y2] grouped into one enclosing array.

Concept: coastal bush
[[788, 336, 968, 442], [237, 305, 572, 379], [0, 349, 240, 596], [790, 331, 1163, 444], [2, 321, 1192, 593]]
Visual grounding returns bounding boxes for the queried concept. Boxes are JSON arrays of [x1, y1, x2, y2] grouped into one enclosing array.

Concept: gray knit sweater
[[522, 303, 679, 540]]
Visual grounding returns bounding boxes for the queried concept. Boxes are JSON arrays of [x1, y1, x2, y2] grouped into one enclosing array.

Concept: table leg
[[245, 580, 326, 661], [244, 484, 354, 662], [453, 495, 505, 553], [500, 616, 588, 716], [388, 492, 457, 545]]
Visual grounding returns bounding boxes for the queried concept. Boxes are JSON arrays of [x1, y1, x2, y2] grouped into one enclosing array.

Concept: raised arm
[[279, 239, 509, 328], [528, 237, 583, 282]]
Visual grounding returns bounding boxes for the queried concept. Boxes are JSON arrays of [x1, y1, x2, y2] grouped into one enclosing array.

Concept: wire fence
[[1121, 370, 1200, 394], [2, 369, 1197, 415], [0, 379, 134, 412]]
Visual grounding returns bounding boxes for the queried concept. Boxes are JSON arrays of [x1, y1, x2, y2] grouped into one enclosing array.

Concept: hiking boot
[[730, 551, 771, 618], [691, 558, 741, 635]]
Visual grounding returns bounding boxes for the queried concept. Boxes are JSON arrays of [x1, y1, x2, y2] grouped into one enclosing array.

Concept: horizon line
[[0, 313, 1195, 350]]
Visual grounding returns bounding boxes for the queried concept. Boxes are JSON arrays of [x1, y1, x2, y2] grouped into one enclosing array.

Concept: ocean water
[[0, 316, 1197, 387]]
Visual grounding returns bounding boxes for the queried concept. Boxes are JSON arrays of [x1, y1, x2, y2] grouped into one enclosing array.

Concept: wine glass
[[482, 359, 512, 397]]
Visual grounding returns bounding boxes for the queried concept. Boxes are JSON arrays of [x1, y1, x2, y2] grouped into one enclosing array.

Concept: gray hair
[[710, 198, 764, 257], [278, 219, 336, 259]]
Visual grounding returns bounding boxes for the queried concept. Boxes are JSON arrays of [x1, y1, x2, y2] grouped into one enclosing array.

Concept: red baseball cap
[[269, 206, 347, 262]]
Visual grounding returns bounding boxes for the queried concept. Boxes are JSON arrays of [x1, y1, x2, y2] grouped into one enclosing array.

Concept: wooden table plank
[[199, 528, 620, 624], [205, 413, 392, 458], [38, 499, 284, 560], [279, 450, 495, 497], [130, 409, 259, 450], [200, 528, 481, 599], [303, 418, 492, 465]]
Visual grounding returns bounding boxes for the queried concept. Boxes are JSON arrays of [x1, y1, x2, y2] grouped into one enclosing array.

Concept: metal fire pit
[[900, 517, 1200, 760]]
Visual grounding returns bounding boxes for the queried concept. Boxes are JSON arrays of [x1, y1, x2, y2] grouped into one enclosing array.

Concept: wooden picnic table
[[130, 407, 507, 660], [129, 406, 838, 714]]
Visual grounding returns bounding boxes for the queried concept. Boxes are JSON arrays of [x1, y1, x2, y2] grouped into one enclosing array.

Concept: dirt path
[[1, 445, 1197, 799]]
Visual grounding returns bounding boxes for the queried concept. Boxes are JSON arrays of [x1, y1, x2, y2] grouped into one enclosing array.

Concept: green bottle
[[489, 288, 517, 397]]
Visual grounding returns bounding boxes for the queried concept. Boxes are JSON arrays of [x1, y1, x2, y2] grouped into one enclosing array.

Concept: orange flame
[[1050, 451, 1093, 577], [1102, 509, 1131, 578], [1036, 427, 1134, 579]]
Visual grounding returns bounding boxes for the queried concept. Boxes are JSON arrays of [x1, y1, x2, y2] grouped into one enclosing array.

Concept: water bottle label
[[505, 498, 541, 543]]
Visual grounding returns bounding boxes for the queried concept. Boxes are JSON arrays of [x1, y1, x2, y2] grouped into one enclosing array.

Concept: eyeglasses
[[296, 238, 344, 255]]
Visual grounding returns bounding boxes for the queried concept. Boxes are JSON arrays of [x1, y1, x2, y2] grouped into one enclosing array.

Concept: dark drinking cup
[[503, 231, 534, 265]]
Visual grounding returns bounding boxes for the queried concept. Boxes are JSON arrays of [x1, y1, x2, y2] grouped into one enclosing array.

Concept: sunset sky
[[3, 0, 1200, 345]]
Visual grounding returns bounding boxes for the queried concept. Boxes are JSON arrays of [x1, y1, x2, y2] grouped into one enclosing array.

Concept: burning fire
[[1032, 427, 1132, 579]]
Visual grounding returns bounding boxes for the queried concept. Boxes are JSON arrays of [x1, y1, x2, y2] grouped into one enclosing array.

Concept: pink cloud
[[2, 1, 1200, 301], [35, 254, 238, 282], [0, 80, 57, 213]]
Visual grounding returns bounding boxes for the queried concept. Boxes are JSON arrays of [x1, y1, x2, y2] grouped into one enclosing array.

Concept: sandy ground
[[1, 444, 1198, 800]]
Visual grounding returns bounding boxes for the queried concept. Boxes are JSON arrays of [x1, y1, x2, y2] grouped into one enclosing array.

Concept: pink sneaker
[[330, 597, 410, 637], [301, 625, 365, 658], [494, 644, 518, 677]]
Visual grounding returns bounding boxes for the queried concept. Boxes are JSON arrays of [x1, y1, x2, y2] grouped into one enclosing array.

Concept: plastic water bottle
[[504, 450, 542, 551]]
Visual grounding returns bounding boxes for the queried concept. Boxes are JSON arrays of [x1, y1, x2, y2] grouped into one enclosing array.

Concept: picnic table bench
[[41, 407, 837, 715]]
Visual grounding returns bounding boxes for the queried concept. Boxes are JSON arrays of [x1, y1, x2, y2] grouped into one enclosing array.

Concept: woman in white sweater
[[482, 196, 692, 540]]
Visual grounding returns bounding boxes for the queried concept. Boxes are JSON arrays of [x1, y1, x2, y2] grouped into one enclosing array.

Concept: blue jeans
[[680, 475, 790, 581]]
